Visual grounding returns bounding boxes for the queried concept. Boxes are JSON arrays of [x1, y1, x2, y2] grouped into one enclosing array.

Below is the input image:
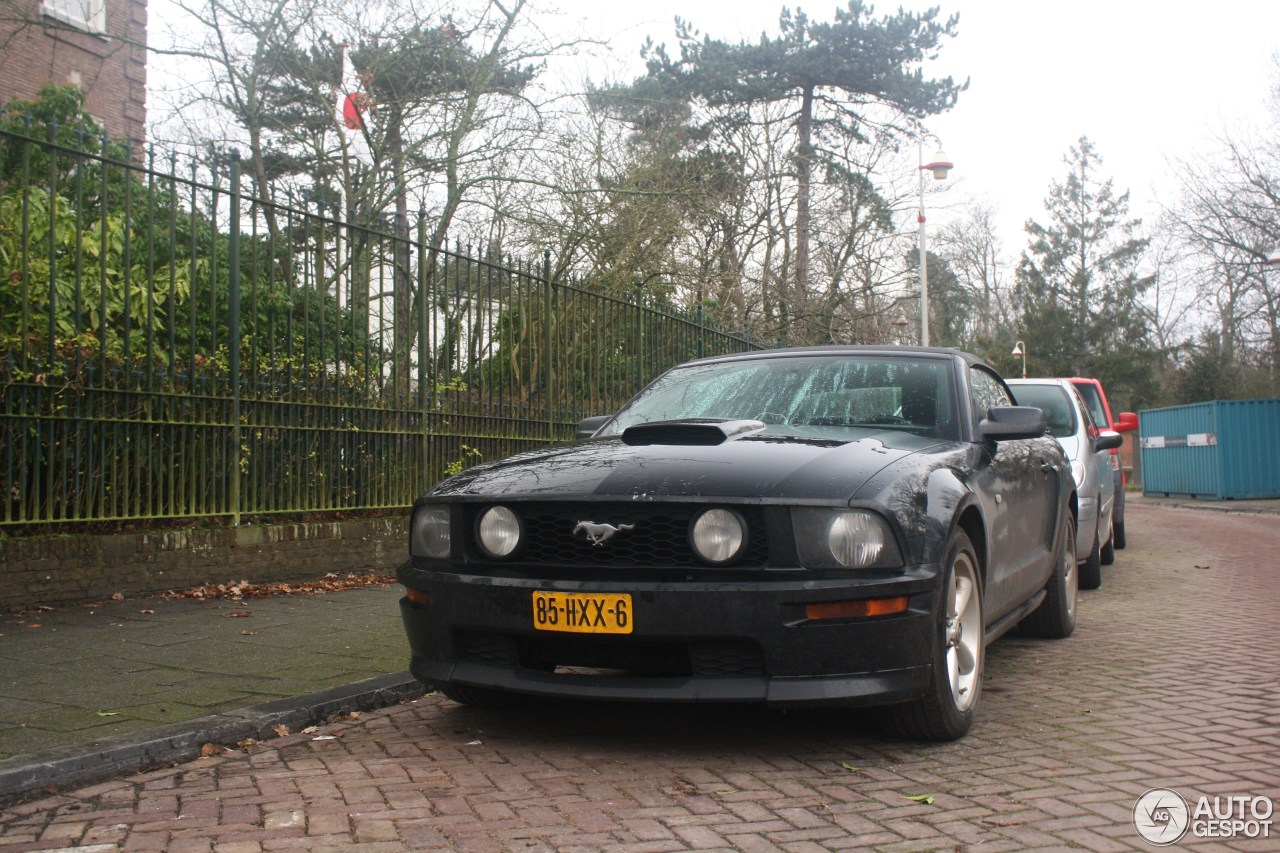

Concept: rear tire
[[1019, 516, 1078, 639], [1100, 517, 1116, 566], [881, 530, 983, 741], [1080, 521, 1103, 590]]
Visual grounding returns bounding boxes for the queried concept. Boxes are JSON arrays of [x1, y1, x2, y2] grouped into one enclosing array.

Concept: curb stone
[[0, 672, 423, 806]]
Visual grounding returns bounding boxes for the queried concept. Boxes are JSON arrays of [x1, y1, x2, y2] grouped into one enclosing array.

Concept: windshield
[[600, 355, 958, 441], [1012, 384, 1076, 439]]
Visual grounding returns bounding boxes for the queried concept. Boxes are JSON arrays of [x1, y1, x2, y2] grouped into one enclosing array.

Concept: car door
[[969, 367, 1060, 618], [1070, 387, 1114, 528]]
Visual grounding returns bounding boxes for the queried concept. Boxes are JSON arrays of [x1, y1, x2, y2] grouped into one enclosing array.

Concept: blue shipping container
[[1140, 399, 1280, 499]]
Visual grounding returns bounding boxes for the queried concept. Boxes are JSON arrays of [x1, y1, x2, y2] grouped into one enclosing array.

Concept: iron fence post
[[635, 280, 644, 393], [228, 152, 242, 525], [418, 211, 430, 494], [544, 249, 553, 439]]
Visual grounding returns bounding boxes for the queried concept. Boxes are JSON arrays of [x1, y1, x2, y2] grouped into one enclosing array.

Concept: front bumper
[[397, 565, 939, 707]]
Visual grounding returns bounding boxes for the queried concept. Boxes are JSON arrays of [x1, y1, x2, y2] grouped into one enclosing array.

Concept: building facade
[[0, 0, 148, 146]]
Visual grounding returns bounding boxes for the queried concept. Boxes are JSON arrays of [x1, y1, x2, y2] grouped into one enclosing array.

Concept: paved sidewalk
[[0, 584, 421, 802]]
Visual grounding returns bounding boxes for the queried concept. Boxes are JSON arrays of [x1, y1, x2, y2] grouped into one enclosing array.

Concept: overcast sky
[[537, 0, 1280, 252]]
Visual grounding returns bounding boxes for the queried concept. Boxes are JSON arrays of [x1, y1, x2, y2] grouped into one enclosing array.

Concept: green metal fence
[[0, 128, 760, 529]]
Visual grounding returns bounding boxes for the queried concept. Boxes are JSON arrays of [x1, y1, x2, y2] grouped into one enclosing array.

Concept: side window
[[1075, 384, 1108, 429], [969, 367, 1011, 419]]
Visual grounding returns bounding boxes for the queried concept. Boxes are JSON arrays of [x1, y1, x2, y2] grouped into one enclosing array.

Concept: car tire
[[1100, 517, 1115, 566], [1114, 518, 1127, 549], [881, 530, 983, 742], [1080, 521, 1103, 590], [435, 682, 520, 708], [1019, 515, 1078, 639]]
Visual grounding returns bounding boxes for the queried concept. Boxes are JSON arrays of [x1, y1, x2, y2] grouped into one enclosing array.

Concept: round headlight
[[411, 506, 451, 559], [478, 505, 521, 558], [828, 511, 887, 568], [1069, 459, 1086, 488], [690, 508, 746, 565]]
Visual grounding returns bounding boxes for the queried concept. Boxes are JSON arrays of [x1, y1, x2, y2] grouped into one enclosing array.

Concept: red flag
[[335, 45, 373, 163]]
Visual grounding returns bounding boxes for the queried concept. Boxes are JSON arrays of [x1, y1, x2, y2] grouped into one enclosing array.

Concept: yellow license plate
[[532, 591, 633, 634]]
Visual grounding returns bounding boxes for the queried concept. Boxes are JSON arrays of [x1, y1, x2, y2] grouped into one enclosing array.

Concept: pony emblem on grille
[[573, 521, 635, 546]]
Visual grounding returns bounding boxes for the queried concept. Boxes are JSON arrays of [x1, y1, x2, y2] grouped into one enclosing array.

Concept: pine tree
[[1015, 136, 1157, 405], [602, 2, 963, 342]]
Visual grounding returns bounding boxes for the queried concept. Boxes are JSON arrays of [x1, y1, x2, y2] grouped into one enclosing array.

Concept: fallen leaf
[[228, 611, 252, 618], [311, 735, 337, 741], [26, 623, 42, 630], [153, 573, 396, 601], [96, 711, 120, 717], [200, 743, 228, 757], [138, 609, 155, 615], [841, 763, 861, 772], [905, 794, 936, 805], [271, 724, 290, 737], [36, 605, 55, 612], [237, 738, 257, 750], [111, 593, 124, 601], [301, 726, 318, 734]]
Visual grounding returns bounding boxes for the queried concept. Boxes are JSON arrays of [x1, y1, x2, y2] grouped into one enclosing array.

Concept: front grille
[[455, 630, 766, 678], [464, 502, 770, 568]]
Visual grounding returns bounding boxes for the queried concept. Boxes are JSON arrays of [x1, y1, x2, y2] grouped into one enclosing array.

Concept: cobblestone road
[[2, 502, 1278, 852]]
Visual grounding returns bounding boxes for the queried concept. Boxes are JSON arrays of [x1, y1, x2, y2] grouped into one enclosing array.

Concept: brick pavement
[[1, 502, 1278, 851]]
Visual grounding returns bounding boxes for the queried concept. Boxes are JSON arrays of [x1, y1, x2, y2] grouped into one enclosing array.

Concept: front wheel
[[881, 530, 983, 741], [1019, 515, 1078, 639]]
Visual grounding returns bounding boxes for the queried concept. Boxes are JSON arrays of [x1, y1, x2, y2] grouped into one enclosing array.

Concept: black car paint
[[397, 346, 1073, 713]]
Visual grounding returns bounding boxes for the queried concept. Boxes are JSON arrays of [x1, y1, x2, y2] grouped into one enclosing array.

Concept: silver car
[[1009, 379, 1123, 590]]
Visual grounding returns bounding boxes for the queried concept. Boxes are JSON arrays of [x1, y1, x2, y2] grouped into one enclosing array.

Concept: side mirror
[[1115, 411, 1139, 433], [1095, 430, 1124, 452], [979, 405, 1047, 442], [575, 415, 612, 440]]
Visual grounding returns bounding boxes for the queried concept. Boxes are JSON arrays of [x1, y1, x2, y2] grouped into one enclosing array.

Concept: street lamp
[[1011, 340, 1027, 378], [918, 138, 953, 346]]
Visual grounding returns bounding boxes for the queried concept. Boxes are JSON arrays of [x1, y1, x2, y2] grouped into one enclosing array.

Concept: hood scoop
[[621, 419, 766, 447]]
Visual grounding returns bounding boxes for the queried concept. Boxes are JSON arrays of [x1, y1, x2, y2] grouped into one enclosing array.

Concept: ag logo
[[1134, 788, 1190, 845]]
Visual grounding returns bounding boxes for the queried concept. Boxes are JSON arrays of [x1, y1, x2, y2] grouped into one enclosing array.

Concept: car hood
[[430, 429, 944, 504]]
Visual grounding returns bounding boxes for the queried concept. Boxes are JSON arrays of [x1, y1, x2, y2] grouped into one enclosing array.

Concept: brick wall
[[0, 0, 148, 146], [0, 518, 408, 611]]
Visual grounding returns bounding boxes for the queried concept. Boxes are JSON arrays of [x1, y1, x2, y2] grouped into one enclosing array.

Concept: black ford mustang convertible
[[398, 346, 1078, 740]]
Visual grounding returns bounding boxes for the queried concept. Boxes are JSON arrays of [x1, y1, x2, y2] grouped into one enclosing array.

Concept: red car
[[1067, 378, 1139, 549]]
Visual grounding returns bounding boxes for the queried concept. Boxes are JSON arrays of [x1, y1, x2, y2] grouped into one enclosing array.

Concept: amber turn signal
[[805, 596, 909, 621], [404, 586, 431, 606]]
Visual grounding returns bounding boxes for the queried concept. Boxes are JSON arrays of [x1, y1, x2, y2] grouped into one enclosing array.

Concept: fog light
[[690, 508, 746, 565], [478, 505, 522, 557]]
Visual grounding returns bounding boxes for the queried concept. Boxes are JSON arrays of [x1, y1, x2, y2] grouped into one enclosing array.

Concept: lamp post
[[1011, 340, 1027, 379], [918, 138, 953, 346]]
